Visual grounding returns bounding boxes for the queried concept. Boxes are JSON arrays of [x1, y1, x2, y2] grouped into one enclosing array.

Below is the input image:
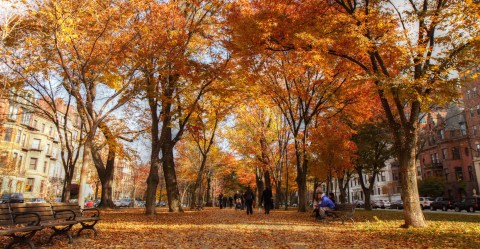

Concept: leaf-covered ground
[[1, 207, 479, 248]]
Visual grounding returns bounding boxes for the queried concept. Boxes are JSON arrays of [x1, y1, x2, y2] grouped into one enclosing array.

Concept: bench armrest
[[13, 212, 41, 226], [54, 209, 77, 221], [82, 207, 100, 218]]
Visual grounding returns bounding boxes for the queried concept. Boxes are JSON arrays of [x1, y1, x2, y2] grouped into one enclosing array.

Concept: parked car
[[84, 200, 94, 208], [371, 200, 389, 209], [354, 200, 365, 208], [371, 200, 382, 209], [430, 197, 454, 211], [0, 193, 24, 203], [454, 197, 480, 212], [382, 200, 391, 209], [156, 201, 167, 207], [29, 198, 47, 203], [119, 199, 134, 207], [390, 200, 403, 210], [419, 197, 434, 209]]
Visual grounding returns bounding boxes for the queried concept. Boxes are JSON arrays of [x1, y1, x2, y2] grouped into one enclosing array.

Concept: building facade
[[417, 104, 477, 199], [0, 92, 84, 200]]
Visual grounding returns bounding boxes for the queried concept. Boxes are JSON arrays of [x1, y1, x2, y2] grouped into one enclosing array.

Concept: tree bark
[[78, 144, 90, 208], [145, 158, 160, 215], [255, 165, 264, 204], [162, 140, 183, 212], [338, 177, 349, 204], [399, 132, 425, 227]]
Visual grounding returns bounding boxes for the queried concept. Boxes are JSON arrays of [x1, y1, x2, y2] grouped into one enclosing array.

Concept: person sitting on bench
[[315, 190, 335, 219]]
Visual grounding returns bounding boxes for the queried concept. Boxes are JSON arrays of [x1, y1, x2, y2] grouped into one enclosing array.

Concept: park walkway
[[2, 206, 479, 248]]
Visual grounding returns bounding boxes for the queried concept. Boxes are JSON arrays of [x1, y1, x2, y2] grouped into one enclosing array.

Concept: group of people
[[218, 186, 274, 215], [313, 190, 336, 219]]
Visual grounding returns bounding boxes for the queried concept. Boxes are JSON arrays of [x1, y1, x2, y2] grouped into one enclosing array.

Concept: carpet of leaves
[[1, 207, 479, 248]]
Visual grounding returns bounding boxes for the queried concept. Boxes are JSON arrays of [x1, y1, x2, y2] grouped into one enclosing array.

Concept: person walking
[[261, 187, 273, 214], [219, 192, 224, 209], [243, 186, 255, 215]]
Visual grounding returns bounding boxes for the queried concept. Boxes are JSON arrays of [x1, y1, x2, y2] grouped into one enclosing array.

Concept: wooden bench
[[325, 203, 356, 224], [0, 203, 43, 249], [9, 203, 78, 244], [51, 202, 101, 237]]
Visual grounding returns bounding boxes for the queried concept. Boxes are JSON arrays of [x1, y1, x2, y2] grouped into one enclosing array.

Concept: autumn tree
[[313, 0, 480, 227], [309, 117, 357, 204], [13, 0, 140, 208], [352, 121, 394, 210], [131, 0, 228, 214], [227, 1, 366, 212]]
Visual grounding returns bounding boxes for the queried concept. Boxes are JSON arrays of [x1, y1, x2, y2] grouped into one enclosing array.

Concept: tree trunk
[[205, 173, 212, 206], [162, 140, 183, 212], [399, 141, 426, 227], [296, 161, 307, 212], [61, 179, 71, 202], [255, 165, 264, 204], [78, 144, 90, 208], [190, 154, 207, 209], [364, 189, 372, 210], [275, 180, 282, 209], [145, 158, 160, 215], [100, 148, 115, 208], [338, 177, 349, 204]]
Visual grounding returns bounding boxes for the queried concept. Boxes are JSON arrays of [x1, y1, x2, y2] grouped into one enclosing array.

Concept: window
[[381, 173, 386, 182], [49, 126, 53, 136], [0, 151, 7, 166], [40, 181, 45, 194], [435, 153, 439, 163], [452, 147, 461, 160], [474, 126, 478, 136], [431, 154, 435, 163], [442, 148, 448, 159], [470, 109, 474, 117], [8, 102, 18, 120], [455, 167, 463, 181], [31, 138, 41, 150], [477, 105, 480, 115], [392, 172, 399, 181], [33, 120, 37, 129], [440, 130, 445, 140], [378, 188, 381, 195], [477, 144, 480, 157], [18, 155, 22, 167], [43, 161, 48, 173], [41, 123, 45, 133], [46, 144, 50, 154], [15, 130, 22, 143], [465, 147, 469, 157], [26, 178, 34, 192], [29, 158, 38, 170], [468, 166, 474, 181], [21, 134, 26, 147], [3, 128, 13, 142], [21, 108, 31, 125], [460, 123, 467, 135], [467, 90, 471, 99]]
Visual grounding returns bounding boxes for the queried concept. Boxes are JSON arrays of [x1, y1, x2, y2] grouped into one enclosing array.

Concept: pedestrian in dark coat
[[243, 186, 255, 215], [261, 187, 273, 214], [219, 193, 224, 209]]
